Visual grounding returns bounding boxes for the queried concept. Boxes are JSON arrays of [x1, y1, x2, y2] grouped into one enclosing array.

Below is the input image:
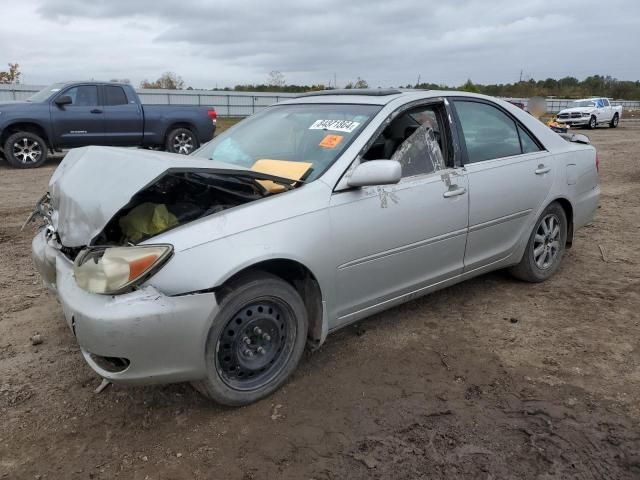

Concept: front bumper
[[32, 230, 219, 385], [556, 116, 590, 126]]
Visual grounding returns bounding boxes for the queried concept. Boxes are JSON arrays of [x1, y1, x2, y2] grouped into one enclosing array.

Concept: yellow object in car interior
[[251, 159, 312, 193], [118, 202, 178, 242]]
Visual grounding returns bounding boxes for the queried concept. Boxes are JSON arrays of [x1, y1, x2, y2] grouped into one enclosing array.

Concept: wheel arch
[[1, 121, 50, 149], [548, 196, 574, 247], [216, 258, 326, 346], [164, 122, 198, 141]]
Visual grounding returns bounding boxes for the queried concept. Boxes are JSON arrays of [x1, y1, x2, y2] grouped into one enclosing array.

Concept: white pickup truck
[[556, 97, 622, 129]]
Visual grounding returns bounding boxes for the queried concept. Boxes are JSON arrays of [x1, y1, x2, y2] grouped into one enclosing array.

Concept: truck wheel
[[193, 271, 308, 406], [166, 128, 199, 155], [509, 202, 567, 283], [609, 113, 619, 128], [3, 131, 49, 168], [588, 116, 597, 129]]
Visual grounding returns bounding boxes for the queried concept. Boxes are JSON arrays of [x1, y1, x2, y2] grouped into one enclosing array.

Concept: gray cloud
[[1, 0, 639, 88]]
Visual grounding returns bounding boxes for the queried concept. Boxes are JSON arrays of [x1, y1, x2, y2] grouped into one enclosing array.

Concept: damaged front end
[[27, 147, 302, 294]]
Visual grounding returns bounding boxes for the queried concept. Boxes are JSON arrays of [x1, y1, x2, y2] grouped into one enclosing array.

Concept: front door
[[50, 85, 105, 147], [329, 101, 469, 322]]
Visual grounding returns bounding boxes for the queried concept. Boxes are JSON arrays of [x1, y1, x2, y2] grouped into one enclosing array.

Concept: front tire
[[3, 131, 48, 168], [609, 113, 619, 128], [193, 272, 308, 406], [509, 202, 567, 283], [588, 116, 597, 130], [165, 127, 199, 155]]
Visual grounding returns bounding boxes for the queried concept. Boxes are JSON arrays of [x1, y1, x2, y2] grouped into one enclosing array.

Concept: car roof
[[59, 81, 131, 87], [279, 89, 504, 106]]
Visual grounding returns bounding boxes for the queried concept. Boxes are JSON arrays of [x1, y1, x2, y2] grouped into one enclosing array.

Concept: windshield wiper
[[203, 165, 306, 191]]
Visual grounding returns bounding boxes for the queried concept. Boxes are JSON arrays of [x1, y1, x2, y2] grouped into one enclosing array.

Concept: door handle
[[90, 108, 103, 114], [443, 187, 466, 198], [535, 165, 551, 175]]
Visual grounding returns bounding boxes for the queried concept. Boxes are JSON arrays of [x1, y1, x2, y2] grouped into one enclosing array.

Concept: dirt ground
[[1, 122, 639, 480]]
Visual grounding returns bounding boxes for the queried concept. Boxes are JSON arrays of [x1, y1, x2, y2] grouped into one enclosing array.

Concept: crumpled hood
[[49, 146, 249, 247], [558, 107, 595, 115]]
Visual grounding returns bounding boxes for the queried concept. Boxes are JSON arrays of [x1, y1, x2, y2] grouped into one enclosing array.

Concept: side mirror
[[347, 160, 401, 188], [55, 95, 73, 107]]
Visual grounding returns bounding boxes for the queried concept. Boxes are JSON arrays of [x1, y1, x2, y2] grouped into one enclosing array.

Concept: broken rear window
[[193, 103, 381, 182]]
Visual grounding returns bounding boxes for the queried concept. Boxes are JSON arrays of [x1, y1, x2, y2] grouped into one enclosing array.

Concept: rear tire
[[165, 127, 199, 155], [609, 113, 619, 128], [193, 272, 308, 406], [588, 116, 597, 130], [509, 202, 567, 283], [3, 131, 48, 168]]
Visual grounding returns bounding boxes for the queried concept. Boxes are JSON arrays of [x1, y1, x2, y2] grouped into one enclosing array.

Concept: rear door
[[50, 85, 105, 147], [600, 98, 612, 122], [101, 85, 144, 145], [450, 98, 553, 272], [329, 100, 469, 321]]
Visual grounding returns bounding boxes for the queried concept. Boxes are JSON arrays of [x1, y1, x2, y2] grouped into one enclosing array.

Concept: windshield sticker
[[319, 134, 344, 149], [309, 119, 361, 133]]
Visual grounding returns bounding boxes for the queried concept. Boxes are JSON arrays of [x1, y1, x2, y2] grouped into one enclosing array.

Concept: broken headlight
[[74, 245, 173, 294]]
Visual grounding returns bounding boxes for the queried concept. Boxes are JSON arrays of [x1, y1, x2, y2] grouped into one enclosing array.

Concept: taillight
[[207, 109, 217, 124], [595, 153, 600, 173]]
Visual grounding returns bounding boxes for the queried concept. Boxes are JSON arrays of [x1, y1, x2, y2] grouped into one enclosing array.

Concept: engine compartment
[[93, 171, 268, 245]]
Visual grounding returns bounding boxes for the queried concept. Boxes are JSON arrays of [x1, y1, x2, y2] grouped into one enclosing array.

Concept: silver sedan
[[30, 90, 600, 405]]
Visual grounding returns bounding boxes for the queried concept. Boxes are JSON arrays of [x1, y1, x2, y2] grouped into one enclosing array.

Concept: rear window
[[104, 86, 129, 106]]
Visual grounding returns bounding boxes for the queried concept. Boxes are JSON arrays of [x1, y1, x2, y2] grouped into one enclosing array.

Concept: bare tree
[[353, 77, 368, 89], [140, 72, 185, 90], [344, 76, 368, 89], [0, 63, 21, 84], [267, 70, 286, 88]]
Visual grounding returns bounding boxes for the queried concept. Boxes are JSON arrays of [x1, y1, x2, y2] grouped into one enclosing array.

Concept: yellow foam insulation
[[251, 159, 312, 193]]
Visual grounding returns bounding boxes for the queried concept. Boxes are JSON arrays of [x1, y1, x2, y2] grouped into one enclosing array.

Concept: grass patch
[[216, 117, 244, 134]]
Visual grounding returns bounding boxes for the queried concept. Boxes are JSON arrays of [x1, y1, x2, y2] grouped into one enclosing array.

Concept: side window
[[595, 99, 604, 108], [454, 101, 521, 163], [517, 125, 542, 154], [602, 98, 610, 107], [104, 86, 129, 106], [362, 103, 450, 178], [63, 86, 98, 107]]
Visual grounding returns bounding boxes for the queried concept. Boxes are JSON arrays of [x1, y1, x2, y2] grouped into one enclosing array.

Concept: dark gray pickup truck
[[0, 81, 217, 168]]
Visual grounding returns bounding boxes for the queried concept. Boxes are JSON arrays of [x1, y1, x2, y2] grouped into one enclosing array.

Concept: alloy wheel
[[172, 132, 194, 154], [533, 214, 561, 270], [12, 137, 42, 165]]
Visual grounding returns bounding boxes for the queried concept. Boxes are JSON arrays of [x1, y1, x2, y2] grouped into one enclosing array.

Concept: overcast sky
[[1, 0, 639, 89]]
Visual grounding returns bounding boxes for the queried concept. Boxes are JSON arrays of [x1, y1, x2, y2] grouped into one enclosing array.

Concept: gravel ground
[[1, 123, 639, 479]]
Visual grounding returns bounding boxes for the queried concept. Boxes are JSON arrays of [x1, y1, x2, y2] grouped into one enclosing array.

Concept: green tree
[[140, 72, 185, 90], [460, 79, 480, 93], [0, 63, 21, 84]]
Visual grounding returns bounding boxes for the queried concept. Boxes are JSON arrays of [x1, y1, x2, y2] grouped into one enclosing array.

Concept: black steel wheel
[[216, 298, 296, 391], [194, 271, 308, 406]]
